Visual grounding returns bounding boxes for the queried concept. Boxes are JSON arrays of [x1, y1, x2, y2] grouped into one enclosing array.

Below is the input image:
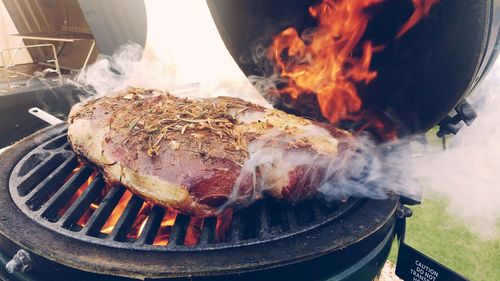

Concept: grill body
[[0, 124, 399, 280]]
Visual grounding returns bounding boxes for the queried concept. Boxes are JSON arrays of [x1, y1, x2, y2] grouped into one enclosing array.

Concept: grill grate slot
[[60, 175, 105, 230], [41, 165, 94, 222], [107, 196, 144, 241], [184, 217, 204, 246], [312, 204, 323, 220], [152, 211, 177, 246], [294, 202, 316, 226], [83, 187, 125, 237], [167, 215, 190, 248], [18, 152, 50, 177], [42, 134, 68, 150], [286, 208, 298, 230], [17, 153, 70, 196], [135, 206, 165, 245], [198, 217, 216, 245], [25, 156, 78, 211], [229, 212, 243, 242], [240, 205, 260, 240], [268, 202, 289, 232], [257, 202, 271, 239]]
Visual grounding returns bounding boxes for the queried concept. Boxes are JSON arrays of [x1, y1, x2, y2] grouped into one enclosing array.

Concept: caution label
[[395, 243, 469, 281]]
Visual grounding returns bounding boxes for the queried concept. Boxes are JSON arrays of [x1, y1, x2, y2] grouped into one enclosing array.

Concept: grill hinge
[[437, 99, 477, 138]]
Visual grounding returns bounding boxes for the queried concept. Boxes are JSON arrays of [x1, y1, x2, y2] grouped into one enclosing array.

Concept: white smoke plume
[[77, 43, 176, 97], [219, 118, 422, 211], [77, 43, 270, 107], [411, 60, 500, 239]]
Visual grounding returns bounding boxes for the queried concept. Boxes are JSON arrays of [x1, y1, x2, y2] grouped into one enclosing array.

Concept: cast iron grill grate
[[8, 131, 360, 251]]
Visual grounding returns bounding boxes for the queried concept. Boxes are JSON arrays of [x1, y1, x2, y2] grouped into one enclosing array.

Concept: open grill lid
[[207, 0, 500, 136]]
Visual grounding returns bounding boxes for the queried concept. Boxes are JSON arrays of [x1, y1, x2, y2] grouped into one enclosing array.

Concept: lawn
[[388, 195, 500, 281]]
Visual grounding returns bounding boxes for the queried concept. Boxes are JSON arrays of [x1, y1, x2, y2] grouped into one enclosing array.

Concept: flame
[[53, 162, 84, 199], [215, 208, 233, 242], [397, 0, 440, 38], [184, 217, 204, 246], [58, 169, 98, 217], [76, 184, 112, 227], [126, 203, 153, 239], [100, 191, 133, 234], [268, 0, 439, 137], [153, 210, 178, 245]]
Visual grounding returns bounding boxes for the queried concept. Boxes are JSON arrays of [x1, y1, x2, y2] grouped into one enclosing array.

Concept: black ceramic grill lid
[[207, 0, 500, 135]]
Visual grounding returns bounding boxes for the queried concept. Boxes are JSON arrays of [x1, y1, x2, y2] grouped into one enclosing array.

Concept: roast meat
[[68, 88, 354, 217]]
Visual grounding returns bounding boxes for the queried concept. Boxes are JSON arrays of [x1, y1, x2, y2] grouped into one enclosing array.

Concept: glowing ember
[[268, 0, 439, 136]]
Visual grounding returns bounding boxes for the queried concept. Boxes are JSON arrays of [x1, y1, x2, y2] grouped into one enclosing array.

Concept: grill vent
[[9, 132, 360, 251]]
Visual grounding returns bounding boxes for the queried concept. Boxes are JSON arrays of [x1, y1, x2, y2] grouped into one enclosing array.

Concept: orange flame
[[77, 183, 113, 227], [184, 217, 204, 246], [58, 170, 98, 217], [397, 0, 440, 38], [100, 190, 133, 234], [126, 202, 153, 239], [215, 208, 233, 242], [153, 211, 178, 245], [268, 0, 439, 136]]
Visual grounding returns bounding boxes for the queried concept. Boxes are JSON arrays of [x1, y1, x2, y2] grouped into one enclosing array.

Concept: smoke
[[221, 111, 422, 211], [77, 43, 271, 107], [77, 43, 176, 97], [411, 60, 500, 239]]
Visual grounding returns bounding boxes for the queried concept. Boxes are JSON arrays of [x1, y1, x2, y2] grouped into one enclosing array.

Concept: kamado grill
[[0, 123, 398, 280], [0, 0, 499, 280]]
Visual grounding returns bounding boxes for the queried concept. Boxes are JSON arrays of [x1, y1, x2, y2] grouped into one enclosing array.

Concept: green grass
[[388, 196, 500, 281]]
